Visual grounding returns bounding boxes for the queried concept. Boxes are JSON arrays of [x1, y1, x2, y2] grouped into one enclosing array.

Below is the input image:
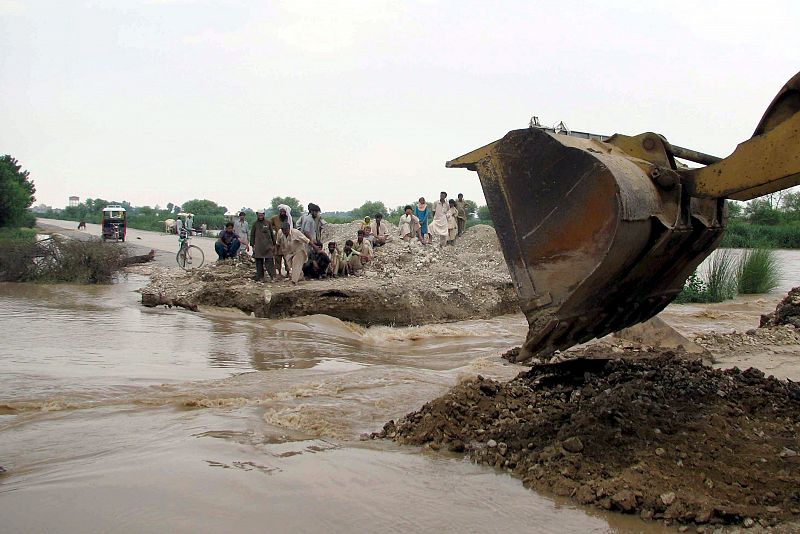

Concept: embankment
[[137, 223, 520, 325]]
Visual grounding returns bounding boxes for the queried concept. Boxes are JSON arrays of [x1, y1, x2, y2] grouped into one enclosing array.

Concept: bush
[[673, 271, 710, 303], [0, 234, 130, 283], [737, 248, 780, 294], [723, 221, 800, 248], [674, 249, 738, 304]]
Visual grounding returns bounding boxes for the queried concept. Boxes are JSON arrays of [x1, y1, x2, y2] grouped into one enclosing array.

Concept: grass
[[674, 249, 739, 303], [675, 246, 782, 303], [0, 227, 37, 243], [737, 248, 780, 294], [0, 232, 130, 283]]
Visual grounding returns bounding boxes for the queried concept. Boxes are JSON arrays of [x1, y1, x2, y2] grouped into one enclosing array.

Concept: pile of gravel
[[375, 352, 800, 529]]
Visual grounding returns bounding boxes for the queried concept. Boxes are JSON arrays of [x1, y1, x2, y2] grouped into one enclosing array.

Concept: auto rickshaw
[[101, 205, 127, 241]]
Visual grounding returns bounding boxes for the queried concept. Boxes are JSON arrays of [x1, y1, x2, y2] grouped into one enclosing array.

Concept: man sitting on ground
[[353, 230, 373, 263], [369, 213, 391, 247], [215, 222, 241, 260], [342, 239, 362, 275], [324, 241, 341, 277], [302, 241, 331, 279]]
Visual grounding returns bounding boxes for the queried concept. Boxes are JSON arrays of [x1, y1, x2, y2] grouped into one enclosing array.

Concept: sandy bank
[[135, 223, 519, 325]]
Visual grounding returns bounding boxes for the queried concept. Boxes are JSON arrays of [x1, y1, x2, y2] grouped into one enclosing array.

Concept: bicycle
[[176, 230, 205, 270]]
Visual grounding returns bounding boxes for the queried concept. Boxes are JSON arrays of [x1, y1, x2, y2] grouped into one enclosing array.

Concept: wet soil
[[760, 286, 800, 329], [376, 350, 800, 530]]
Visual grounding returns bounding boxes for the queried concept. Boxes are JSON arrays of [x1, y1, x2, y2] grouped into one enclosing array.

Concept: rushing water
[[0, 275, 675, 533]]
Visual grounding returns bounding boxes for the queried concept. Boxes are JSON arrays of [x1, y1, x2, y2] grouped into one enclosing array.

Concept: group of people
[[212, 193, 470, 285], [399, 192, 468, 247]]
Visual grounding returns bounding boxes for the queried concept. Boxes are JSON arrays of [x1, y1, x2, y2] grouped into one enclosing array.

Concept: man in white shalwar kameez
[[430, 191, 450, 248]]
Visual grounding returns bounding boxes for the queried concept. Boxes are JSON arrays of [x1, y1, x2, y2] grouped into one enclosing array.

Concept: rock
[[660, 491, 676, 506], [655, 447, 666, 456], [611, 490, 637, 512], [575, 484, 596, 504], [497, 442, 508, 456], [487, 439, 497, 448], [743, 517, 755, 528], [561, 436, 584, 453], [448, 440, 465, 453], [779, 447, 797, 458]]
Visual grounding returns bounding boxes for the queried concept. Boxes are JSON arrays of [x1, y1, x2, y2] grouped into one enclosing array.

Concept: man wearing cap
[[233, 211, 250, 255], [250, 210, 276, 282]]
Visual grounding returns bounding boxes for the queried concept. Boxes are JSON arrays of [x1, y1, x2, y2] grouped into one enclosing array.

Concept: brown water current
[[3, 246, 798, 533], [0, 275, 678, 533]]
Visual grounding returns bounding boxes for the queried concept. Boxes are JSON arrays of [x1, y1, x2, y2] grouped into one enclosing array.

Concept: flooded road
[[0, 276, 667, 533]]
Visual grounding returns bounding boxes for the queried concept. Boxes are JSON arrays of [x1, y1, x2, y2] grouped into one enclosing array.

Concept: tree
[[782, 191, 800, 215], [0, 155, 36, 227], [181, 199, 227, 215], [388, 205, 407, 218], [166, 202, 174, 213], [351, 200, 388, 220], [477, 205, 492, 221], [745, 198, 781, 225], [726, 200, 743, 219], [268, 196, 303, 217], [464, 199, 478, 218]]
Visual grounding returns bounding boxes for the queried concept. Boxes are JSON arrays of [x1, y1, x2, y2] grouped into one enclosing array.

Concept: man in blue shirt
[[215, 222, 241, 260]]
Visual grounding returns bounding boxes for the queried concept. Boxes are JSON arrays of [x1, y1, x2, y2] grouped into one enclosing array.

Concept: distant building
[[69, 196, 79, 207]]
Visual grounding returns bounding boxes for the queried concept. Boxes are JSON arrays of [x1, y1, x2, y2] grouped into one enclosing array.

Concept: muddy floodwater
[[1, 277, 672, 533], [2, 249, 798, 533]]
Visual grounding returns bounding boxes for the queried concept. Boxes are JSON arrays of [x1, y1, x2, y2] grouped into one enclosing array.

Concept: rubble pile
[[760, 287, 800, 329], [138, 223, 518, 324], [376, 353, 800, 529], [694, 325, 800, 351]]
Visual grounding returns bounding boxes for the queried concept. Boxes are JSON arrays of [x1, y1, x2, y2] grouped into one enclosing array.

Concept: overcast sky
[[2, 0, 798, 212]]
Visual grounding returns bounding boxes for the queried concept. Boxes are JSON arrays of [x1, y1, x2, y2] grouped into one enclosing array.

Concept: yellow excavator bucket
[[448, 71, 800, 362]]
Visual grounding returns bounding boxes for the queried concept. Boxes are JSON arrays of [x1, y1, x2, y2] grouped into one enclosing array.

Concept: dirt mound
[[760, 287, 800, 329], [138, 223, 518, 325], [375, 352, 800, 529]]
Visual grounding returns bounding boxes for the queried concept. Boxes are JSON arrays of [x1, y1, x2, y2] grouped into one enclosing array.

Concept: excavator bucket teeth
[[448, 128, 725, 361]]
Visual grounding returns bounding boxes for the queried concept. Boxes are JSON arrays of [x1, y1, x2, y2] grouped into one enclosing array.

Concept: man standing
[[250, 210, 276, 282], [455, 193, 468, 237], [277, 222, 320, 284], [269, 205, 292, 279], [215, 222, 241, 260], [370, 213, 391, 246], [298, 203, 325, 245], [430, 191, 450, 248], [234, 211, 250, 255]]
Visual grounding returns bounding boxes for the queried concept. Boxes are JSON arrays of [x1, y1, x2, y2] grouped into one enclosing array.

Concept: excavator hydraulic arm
[[447, 71, 800, 362]]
